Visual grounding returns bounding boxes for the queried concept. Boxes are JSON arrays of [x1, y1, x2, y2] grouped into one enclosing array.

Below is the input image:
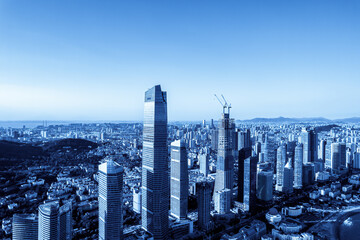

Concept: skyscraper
[[256, 169, 273, 202], [214, 188, 231, 214], [282, 161, 294, 193], [59, 203, 72, 240], [211, 129, 219, 151], [294, 144, 303, 189], [13, 214, 38, 240], [38, 201, 59, 240], [197, 181, 212, 232], [238, 147, 252, 202], [142, 85, 169, 239], [237, 129, 251, 150], [319, 140, 327, 161], [243, 155, 258, 212], [98, 159, 124, 240], [275, 145, 287, 191], [300, 128, 318, 163], [302, 162, 315, 186], [199, 153, 209, 177], [331, 143, 343, 173], [170, 140, 188, 220], [214, 108, 235, 203]]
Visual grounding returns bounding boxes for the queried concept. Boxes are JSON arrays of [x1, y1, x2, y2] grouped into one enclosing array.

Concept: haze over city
[[1, 0, 360, 121]]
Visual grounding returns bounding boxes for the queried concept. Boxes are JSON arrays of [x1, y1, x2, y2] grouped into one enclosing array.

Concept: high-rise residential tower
[[98, 159, 123, 240], [170, 140, 188, 220], [275, 145, 287, 191], [142, 85, 169, 239]]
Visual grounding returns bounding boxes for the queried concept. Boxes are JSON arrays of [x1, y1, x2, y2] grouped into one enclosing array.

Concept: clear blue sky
[[0, 0, 359, 121]]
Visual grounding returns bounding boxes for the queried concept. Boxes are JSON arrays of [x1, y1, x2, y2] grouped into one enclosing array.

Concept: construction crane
[[214, 94, 231, 114]]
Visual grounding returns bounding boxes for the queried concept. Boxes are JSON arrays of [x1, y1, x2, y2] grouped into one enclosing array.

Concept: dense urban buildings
[[2, 87, 360, 240]]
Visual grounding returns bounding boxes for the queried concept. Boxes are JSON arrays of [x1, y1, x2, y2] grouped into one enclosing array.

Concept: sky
[[0, 0, 359, 121]]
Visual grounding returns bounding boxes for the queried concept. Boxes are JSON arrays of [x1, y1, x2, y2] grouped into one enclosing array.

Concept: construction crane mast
[[214, 94, 231, 114]]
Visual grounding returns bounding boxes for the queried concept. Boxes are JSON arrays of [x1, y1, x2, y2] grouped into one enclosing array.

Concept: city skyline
[[1, 1, 360, 121]]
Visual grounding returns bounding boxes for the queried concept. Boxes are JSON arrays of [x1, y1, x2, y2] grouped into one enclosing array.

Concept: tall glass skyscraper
[[98, 159, 124, 240], [59, 203, 72, 240], [294, 144, 303, 189], [142, 85, 169, 239], [12, 214, 38, 240], [38, 201, 59, 240], [170, 140, 188, 220], [301, 128, 318, 163], [214, 110, 235, 203], [243, 155, 258, 212], [196, 180, 212, 231]]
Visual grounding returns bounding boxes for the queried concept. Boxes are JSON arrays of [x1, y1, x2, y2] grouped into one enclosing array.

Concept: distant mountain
[[333, 117, 360, 123], [240, 117, 331, 123]]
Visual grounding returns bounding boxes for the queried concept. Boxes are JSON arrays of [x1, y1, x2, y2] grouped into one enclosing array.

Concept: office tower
[[202, 120, 206, 128], [263, 132, 276, 164], [199, 153, 209, 177], [255, 142, 261, 156], [353, 149, 360, 169], [214, 109, 235, 202], [339, 143, 347, 168], [302, 163, 315, 186], [243, 156, 258, 212], [275, 145, 287, 191], [12, 214, 38, 240], [170, 140, 188, 220], [238, 147, 252, 202], [256, 169, 273, 202], [38, 201, 59, 240], [319, 140, 327, 161], [293, 144, 303, 189], [197, 181, 212, 231], [300, 128, 318, 163], [282, 161, 294, 193], [286, 141, 296, 163], [59, 203, 72, 240], [98, 160, 124, 240], [237, 129, 251, 150], [211, 119, 215, 129], [211, 129, 219, 151], [331, 143, 341, 173], [142, 85, 169, 239], [214, 188, 231, 214]]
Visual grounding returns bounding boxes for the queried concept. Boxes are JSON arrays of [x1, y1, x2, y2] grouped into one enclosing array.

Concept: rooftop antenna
[[214, 94, 226, 113]]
